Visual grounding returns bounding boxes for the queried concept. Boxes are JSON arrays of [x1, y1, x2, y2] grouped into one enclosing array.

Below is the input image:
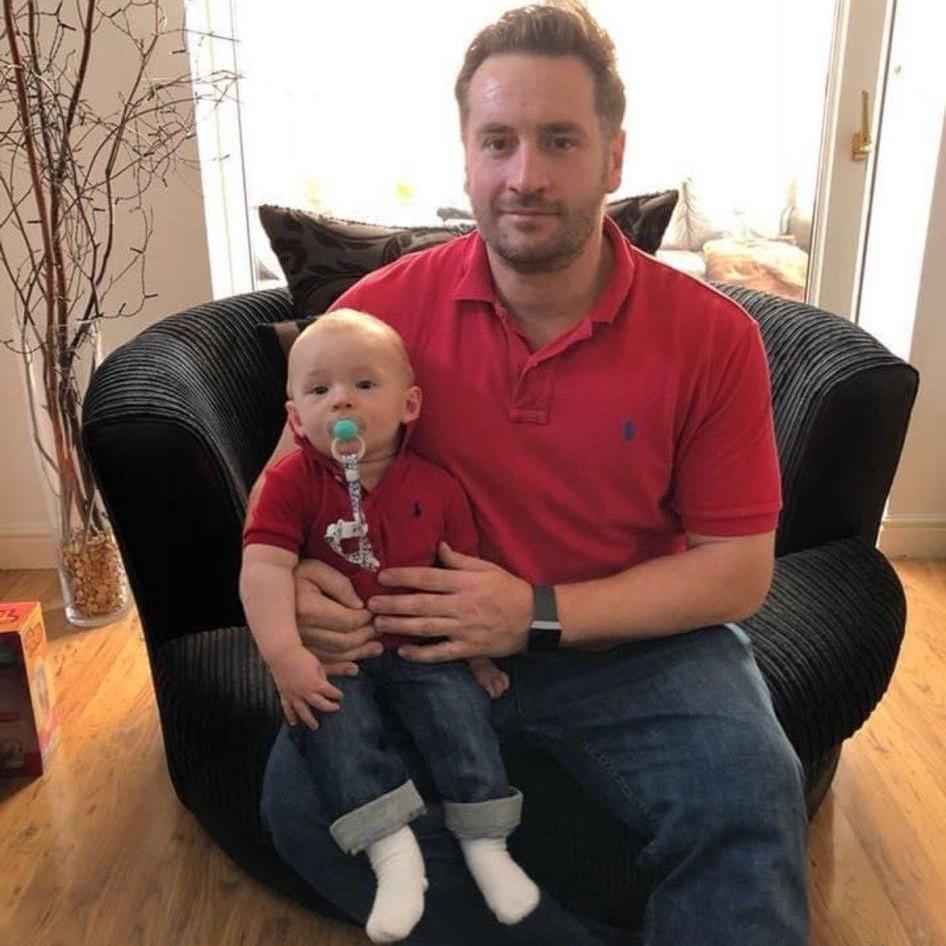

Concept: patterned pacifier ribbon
[[323, 419, 380, 571]]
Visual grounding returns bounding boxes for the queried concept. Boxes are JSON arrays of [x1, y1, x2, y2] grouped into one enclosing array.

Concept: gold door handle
[[852, 89, 872, 161]]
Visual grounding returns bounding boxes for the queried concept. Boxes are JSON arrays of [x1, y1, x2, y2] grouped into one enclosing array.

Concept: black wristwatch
[[527, 585, 561, 652]]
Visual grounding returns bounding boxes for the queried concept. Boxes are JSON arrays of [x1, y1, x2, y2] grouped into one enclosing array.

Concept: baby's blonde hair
[[286, 309, 414, 396]]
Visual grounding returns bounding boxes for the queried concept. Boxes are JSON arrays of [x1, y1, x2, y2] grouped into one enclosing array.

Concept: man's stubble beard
[[473, 168, 610, 275]]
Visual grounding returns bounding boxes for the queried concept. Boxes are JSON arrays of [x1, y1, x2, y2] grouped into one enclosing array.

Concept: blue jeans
[[286, 652, 520, 854], [262, 625, 809, 946]]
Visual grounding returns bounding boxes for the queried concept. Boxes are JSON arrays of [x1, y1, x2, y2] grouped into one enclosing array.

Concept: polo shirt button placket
[[510, 358, 553, 425]]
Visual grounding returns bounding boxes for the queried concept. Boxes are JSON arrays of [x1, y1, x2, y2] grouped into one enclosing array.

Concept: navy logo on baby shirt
[[412, 501, 423, 518], [623, 420, 636, 442]]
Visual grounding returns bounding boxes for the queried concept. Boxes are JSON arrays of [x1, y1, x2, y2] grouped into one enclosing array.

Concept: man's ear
[[286, 400, 304, 438], [402, 386, 422, 424], [462, 151, 471, 198], [606, 128, 626, 194]]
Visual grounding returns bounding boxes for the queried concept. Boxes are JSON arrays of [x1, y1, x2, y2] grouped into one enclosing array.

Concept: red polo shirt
[[329, 217, 781, 586], [244, 434, 479, 647]]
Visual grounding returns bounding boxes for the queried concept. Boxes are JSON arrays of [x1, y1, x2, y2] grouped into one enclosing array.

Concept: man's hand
[[268, 644, 344, 731], [294, 559, 382, 675], [367, 542, 533, 663]]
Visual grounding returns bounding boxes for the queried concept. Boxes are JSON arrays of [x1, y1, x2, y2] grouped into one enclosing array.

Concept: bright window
[[206, 1, 835, 295]]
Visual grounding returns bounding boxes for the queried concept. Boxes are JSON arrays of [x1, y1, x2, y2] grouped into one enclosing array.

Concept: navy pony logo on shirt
[[412, 501, 423, 518], [623, 420, 636, 442]]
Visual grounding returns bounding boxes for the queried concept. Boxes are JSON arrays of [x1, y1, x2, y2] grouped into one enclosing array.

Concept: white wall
[[862, 0, 946, 559], [0, 2, 212, 568], [878, 111, 946, 558]]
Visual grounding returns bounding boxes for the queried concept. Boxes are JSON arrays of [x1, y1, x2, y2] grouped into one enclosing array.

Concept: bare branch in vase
[[1, 0, 237, 619]]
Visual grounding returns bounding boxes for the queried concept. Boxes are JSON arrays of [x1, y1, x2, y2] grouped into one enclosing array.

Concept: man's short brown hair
[[455, 1, 626, 136]]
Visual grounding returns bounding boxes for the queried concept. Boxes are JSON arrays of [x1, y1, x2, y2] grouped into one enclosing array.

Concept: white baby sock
[[460, 837, 540, 925], [364, 826, 428, 944]]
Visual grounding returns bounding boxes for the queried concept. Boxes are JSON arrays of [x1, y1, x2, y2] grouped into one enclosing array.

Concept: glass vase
[[23, 329, 130, 627]]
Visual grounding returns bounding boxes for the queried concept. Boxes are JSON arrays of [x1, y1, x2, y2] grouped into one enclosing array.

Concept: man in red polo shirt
[[258, 4, 809, 945]]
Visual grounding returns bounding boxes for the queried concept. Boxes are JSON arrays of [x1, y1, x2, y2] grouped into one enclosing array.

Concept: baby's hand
[[468, 656, 510, 699], [269, 644, 344, 730]]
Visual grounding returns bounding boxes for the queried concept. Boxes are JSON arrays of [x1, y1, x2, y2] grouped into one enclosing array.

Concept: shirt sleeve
[[243, 454, 309, 554], [330, 271, 398, 320], [328, 262, 417, 347], [670, 318, 782, 536]]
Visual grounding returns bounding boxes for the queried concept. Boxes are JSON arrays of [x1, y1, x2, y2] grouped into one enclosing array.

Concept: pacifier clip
[[323, 419, 381, 571]]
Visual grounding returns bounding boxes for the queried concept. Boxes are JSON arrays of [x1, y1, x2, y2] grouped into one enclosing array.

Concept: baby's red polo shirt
[[245, 435, 478, 648], [330, 217, 782, 586]]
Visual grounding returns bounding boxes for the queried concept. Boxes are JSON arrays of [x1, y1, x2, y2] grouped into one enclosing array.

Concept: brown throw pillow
[[258, 189, 677, 323]]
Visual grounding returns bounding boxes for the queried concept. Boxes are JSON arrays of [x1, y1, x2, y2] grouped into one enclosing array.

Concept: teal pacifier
[[332, 419, 358, 441], [331, 419, 365, 462]]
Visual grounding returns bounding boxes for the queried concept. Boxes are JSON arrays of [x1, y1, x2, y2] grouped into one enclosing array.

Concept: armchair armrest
[[83, 289, 294, 657], [741, 535, 906, 768]]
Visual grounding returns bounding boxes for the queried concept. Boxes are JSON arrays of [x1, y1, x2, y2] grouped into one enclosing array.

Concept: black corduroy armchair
[[82, 284, 917, 931]]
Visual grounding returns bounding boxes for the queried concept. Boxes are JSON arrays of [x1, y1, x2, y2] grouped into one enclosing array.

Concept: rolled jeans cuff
[[443, 787, 523, 840], [329, 780, 426, 855]]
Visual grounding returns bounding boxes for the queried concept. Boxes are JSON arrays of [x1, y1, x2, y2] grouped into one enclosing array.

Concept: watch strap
[[528, 585, 561, 652]]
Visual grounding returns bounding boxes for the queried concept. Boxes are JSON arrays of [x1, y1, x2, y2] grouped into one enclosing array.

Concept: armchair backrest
[[84, 290, 296, 654], [84, 283, 918, 655], [718, 286, 919, 557]]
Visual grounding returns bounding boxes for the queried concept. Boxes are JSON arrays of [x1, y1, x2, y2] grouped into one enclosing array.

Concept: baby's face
[[287, 325, 420, 462]]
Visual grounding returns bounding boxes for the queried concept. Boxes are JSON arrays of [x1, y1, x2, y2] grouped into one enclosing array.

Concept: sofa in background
[[656, 176, 812, 301]]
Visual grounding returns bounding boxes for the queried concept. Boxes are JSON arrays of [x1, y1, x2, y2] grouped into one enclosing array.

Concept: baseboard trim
[[879, 515, 946, 559], [0, 529, 56, 569], [3, 517, 944, 569]]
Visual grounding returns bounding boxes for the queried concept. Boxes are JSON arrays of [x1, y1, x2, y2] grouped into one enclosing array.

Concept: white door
[[809, 0, 895, 320]]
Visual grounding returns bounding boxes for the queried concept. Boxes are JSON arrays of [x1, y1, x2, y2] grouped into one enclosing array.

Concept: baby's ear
[[285, 400, 304, 436], [403, 385, 422, 423]]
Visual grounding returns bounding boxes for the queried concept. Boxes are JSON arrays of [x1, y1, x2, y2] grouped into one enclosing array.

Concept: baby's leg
[[467, 655, 510, 698], [386, 656, 539, 924], [288, 668, 427, 942]]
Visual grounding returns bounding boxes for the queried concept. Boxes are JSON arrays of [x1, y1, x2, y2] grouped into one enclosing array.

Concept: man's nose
[[509, 141, 550, 195]]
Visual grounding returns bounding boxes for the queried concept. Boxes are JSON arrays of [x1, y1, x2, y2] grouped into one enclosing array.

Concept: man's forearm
[[554, 536, 773, 648]]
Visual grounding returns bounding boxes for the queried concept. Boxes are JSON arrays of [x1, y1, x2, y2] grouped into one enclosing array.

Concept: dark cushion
[[258, 190, 678, 322], [605, 190, 679, 256]]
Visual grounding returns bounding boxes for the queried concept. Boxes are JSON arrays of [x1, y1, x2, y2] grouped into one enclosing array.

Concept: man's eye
[[356, 380, 376, 390], [550, 136, 576, 150], [483, 138, 510, 153]]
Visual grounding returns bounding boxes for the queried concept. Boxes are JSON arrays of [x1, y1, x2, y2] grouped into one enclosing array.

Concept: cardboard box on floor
[[0, 602, 59, 776]]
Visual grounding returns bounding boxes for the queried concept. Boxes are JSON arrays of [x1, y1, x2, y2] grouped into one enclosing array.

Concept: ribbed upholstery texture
[[83, 281, 917, 930], [83, 290, 294, 654]]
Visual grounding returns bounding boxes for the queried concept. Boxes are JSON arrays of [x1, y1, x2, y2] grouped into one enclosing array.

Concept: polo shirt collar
[[452, 215, 636, 325], [452, 231, 493, 304]]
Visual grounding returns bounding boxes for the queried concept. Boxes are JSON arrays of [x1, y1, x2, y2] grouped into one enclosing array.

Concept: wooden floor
[[1, 561, 944, 946]]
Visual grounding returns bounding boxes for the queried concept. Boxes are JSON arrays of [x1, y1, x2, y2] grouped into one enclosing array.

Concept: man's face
[[462, 53, 625, 273]]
